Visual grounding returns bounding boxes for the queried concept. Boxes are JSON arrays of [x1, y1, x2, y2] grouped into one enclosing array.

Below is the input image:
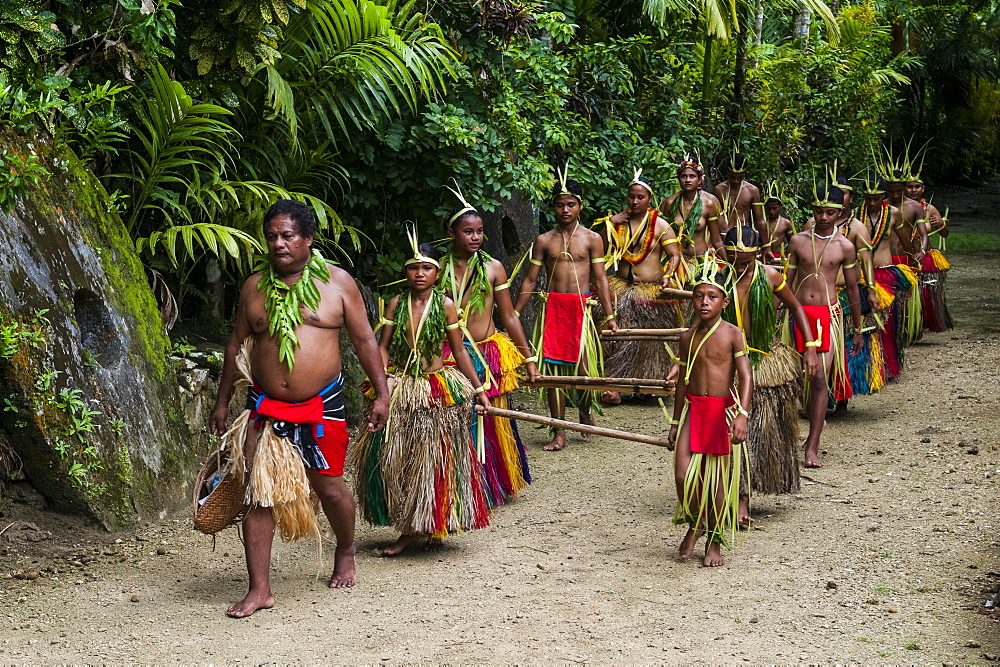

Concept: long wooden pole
[[529, 375, 669, 386], [601, 328, 687, 336], [481, 406, 670, 448], [658, 287, 693, 299]]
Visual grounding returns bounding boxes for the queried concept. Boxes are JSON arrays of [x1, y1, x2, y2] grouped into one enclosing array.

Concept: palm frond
[[136, 223, 262, 268]]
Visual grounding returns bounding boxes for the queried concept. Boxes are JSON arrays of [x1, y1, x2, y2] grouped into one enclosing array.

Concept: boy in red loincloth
[[667, 256, 752, 567], [514, 167, 618, 451]]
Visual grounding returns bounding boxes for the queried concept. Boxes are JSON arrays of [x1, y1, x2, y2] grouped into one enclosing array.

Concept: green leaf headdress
[[628, 167, 655, 200], [902, 138, 930, 184], [403, 224, 441, 269], [691, 251, 734, 297], [828, 159, 853, 193], [727, 144, 747, 174], [445, 178, 478, 227], [763, 180, 784, 205], [856, 166, 886, 196], [553, 160, 583, 204], [723, 228, 760, 254], [810, 167, 844, 209]]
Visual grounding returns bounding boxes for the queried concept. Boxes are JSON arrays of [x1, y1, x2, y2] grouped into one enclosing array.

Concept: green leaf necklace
[[255, 249, 331, 371]]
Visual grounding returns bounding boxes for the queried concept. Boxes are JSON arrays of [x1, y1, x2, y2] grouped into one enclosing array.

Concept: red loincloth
[[542, 291, 589, 364], [686, 393, 735, 455], [250, 379, 349, 477], [793, 304, 833, 353]]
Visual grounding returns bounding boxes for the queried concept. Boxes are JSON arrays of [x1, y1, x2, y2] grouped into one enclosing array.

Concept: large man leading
[[210, 200, 390, 618]]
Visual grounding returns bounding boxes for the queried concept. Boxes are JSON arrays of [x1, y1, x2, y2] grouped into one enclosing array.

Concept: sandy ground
[[2, 250, 999, 663]]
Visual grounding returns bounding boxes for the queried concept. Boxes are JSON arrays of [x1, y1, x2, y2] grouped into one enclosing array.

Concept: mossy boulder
[[0, 130, 194, 528]]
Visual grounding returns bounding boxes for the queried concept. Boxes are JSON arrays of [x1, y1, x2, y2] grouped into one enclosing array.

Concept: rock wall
[[0, 131, 195, 528]]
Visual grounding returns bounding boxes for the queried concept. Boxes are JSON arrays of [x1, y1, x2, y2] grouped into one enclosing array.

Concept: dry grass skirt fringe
[[743, 341, 802, 496], [348, 366, 490, 538], [602, 276, 682, 381]]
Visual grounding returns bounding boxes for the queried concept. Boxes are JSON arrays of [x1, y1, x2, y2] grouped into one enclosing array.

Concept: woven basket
[[193, 443, 248, 535]]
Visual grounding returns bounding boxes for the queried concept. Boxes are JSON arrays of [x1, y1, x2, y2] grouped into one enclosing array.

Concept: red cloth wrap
[[252, 385, 349, 477], [542, 291, 589, 364], [794, 304, 833, 353], [920, 253, 939, 272], [686, 393, 735, 455]]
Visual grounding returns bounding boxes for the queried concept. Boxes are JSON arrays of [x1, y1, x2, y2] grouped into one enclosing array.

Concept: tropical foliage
[[0, 0, 996, 322]]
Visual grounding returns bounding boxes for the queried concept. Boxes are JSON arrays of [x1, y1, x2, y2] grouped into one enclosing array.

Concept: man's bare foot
[[579, 412, 596, 438], [678, 527, 702, 560], [383, 533, 420, 556], [226, 590, 274, 618], [543, 431, 567, 451], [329, 544, 357, 588], [803, 421, 825, 467], [601, 391, 622, 405], [703, 542, 725, 567], [738, 496, 753, 528], [833, 399, 848, 417]]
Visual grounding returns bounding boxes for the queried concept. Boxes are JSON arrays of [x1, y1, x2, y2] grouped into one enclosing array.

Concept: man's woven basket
[[193, 443, 247, 535]]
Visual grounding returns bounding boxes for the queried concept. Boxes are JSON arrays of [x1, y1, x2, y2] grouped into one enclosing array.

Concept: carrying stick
[[657, 287, 693, 299], [601, 327, 687, 338], [480, 406, 670, 447], [525, 375, 674, 396]]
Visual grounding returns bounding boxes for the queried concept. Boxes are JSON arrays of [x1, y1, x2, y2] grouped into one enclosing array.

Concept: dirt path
[[2, 252, 999, 662]]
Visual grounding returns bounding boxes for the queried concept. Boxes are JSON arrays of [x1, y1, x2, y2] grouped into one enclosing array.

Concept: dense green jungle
[[0, 0, 997, 327]]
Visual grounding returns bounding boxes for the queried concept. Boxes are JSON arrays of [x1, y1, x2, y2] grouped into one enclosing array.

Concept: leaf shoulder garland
[[255, 249, 331, 372], [441, 248, 494, 317], [669, 192, 704, 244], [389, 288, 449, 377]]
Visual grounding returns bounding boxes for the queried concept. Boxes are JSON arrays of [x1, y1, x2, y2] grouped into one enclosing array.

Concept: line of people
[[210, 148, 953, 616]]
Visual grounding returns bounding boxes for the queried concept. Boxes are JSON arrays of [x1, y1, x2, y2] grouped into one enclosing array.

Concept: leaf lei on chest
[[441, 249, 494, 317], [389, 288, 449, 376], [669, 192, 704, 243], [255, 249, 331, 372]]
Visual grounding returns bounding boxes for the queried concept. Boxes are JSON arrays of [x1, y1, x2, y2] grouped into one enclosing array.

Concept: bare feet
[[803, 421, 826, 468], [383, 533, 420, 556], [328, 544, 357, 588], [600, 391, 622, 405], [833, 399, 848, 417], [226, 589, 274, 618], [422, 537, 444, 552], [678, 527, 702, 560], [543, 430, 567, 451], [703, 542, 725, 567], [579, 412, 596, 438], [738, 496, 753, 528]]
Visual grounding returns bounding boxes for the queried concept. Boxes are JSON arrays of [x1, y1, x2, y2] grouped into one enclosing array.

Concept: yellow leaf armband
[[494, 282, 509, 291], [529, 258, 543, 266]]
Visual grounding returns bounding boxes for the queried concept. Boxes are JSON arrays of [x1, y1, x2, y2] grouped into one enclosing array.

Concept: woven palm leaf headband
[[403, 224, 440, 268], [629, 167, 655, 199], [445, 179, 478, 226], [553, 160, 583, 203]]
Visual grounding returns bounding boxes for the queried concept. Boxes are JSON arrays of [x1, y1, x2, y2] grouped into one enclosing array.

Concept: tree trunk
[[733, 3, 752, 120], [793, 7, 811, 41], [831, 0, 840, 16], [749, 0, 763, 70], [701, 34, 714, 129]]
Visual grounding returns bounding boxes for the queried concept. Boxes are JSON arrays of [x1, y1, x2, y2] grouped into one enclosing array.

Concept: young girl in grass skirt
[[349, 236, 492, 556], [438, 184, 535, 506]]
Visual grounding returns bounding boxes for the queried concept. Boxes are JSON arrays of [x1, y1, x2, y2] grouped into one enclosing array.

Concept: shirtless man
[[785, 187, 863, 468], [597, 173, 682, 404], [210, 200, 390, 618], [661, 157, 726, 262], [760, 194, 793, 264], [713, 153, 763, 236], [886, 173, 928, 266], [514, 177, 618, 451]]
